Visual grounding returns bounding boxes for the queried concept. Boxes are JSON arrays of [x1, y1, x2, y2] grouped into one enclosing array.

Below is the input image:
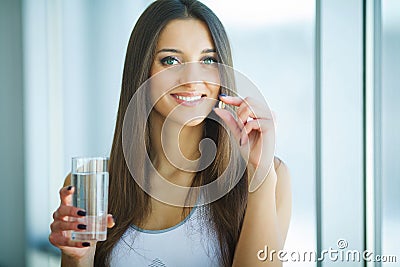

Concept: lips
[[170, 93, 207, 106], [174, 95, 202, 102]]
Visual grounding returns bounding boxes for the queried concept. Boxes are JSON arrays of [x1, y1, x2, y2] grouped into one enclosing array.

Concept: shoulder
[[273, 156, 292, 209], [273, 156, 290, 181], [273, 156, 292, 241]]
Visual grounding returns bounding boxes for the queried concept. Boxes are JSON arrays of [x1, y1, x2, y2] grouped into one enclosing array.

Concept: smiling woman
[[48, 1, 291, 267], [6, 0, 395, 266], [150, 19, 220, 127]]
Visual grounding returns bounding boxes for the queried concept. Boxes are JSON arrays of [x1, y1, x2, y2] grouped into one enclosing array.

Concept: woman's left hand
[[213, 95, 275, 190]]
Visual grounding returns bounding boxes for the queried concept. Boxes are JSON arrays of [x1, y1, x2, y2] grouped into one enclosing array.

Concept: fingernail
[[77, 224, 87, 230], [218, 94, 226, 99], [77, 210, 86, 216], [67, 185, 72, 190], [82, 242, 90, 247], [239, 138, 242, 146]]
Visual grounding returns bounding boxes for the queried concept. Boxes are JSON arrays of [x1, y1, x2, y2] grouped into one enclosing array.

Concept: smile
[[174, 95, 202, 102], [170, 93, 207, 106]]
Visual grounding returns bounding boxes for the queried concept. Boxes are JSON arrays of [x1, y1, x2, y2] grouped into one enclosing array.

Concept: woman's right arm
[[49, 174, 114, 267]]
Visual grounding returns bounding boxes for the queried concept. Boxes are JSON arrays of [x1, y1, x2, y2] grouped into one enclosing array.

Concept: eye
[[160, 56, 180, 66], [202, 57, 218, 65]]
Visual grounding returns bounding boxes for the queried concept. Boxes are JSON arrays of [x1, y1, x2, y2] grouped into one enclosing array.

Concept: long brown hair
[[95, 1, 248, 266]]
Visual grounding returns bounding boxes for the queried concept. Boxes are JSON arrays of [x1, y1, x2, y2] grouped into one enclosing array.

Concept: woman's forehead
[[156, 19, 215, 52]]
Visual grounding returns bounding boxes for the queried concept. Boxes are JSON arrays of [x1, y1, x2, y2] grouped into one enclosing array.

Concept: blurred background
[[0, 0, 398, 266]]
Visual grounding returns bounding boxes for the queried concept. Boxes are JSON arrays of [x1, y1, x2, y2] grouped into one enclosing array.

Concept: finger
[[237, 103, 255, 125], [49, 233, 92, 248], [240, 97, 272, 119], [240, 119, 272, 146], [59, 185, 74, 206], [240, 119, 262, 146], [218, 95, 244, 106], [220, 95, 265, 112], [50, 220, 87, 232], [220, 95, 273, 121], [213, 108, 242, 142], [53, 205, 86, 220], [107, 214, 116, 228]]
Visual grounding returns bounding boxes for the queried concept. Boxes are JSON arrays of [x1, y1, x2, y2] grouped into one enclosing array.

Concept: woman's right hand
[[49, 185, 93, 261], [49, 185, 115, 264]]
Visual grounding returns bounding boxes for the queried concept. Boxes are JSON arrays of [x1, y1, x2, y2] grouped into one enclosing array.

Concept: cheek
[[206, 69, 221, 97], [207, 83, 221, 98], [150, 86, 173, 119], [149, 67, 180, 104], [152, 98, 170, 118]]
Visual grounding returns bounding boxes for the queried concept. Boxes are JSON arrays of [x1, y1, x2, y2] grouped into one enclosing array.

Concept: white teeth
[[174, 95, 202, 102]]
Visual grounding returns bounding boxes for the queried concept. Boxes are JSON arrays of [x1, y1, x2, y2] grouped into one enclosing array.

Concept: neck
[[149, 110, 204, 187]]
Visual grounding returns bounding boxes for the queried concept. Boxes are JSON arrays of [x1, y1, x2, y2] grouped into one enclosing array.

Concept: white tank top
[[110, 206, 221, 267]]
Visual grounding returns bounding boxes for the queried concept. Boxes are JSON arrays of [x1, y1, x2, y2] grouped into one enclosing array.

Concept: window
[[1, 0, 394, 266]]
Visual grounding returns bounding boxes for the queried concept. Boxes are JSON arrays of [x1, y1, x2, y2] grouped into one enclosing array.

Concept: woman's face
[[149, 19, 220, 127]]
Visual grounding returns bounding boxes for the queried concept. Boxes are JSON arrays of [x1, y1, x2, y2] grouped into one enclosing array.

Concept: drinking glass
[[71, 157, 109, 241]]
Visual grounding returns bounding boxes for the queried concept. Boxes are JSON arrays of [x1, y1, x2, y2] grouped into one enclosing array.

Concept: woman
[[49, 0, 292, 266]]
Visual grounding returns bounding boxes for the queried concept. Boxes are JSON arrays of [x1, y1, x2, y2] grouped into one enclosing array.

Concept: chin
[[184, 117, 206, 127]]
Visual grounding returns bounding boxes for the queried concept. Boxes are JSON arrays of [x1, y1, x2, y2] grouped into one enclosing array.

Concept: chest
[[110, 207, 221, 267], [140, 203, 191, 231]]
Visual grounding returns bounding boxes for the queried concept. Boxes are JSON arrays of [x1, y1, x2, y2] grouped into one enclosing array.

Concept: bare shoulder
[[274, 157, 291, 199], [273, 156, 292, 240], [273, 156, 291, 182], [273, 156, 292, 208]]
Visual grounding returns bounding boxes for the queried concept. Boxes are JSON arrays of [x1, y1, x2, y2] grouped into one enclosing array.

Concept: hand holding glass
[[71, 157, 109, 241]]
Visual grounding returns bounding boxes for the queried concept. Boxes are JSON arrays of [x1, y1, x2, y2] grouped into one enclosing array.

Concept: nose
[[179, 62, 203, 88]]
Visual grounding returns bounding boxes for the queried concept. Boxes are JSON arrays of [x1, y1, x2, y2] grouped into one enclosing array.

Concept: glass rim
[[72, 156, 109, 161]]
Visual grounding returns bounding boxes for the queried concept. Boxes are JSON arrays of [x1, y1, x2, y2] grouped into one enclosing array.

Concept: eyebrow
[[156, 48, 216, 54]]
